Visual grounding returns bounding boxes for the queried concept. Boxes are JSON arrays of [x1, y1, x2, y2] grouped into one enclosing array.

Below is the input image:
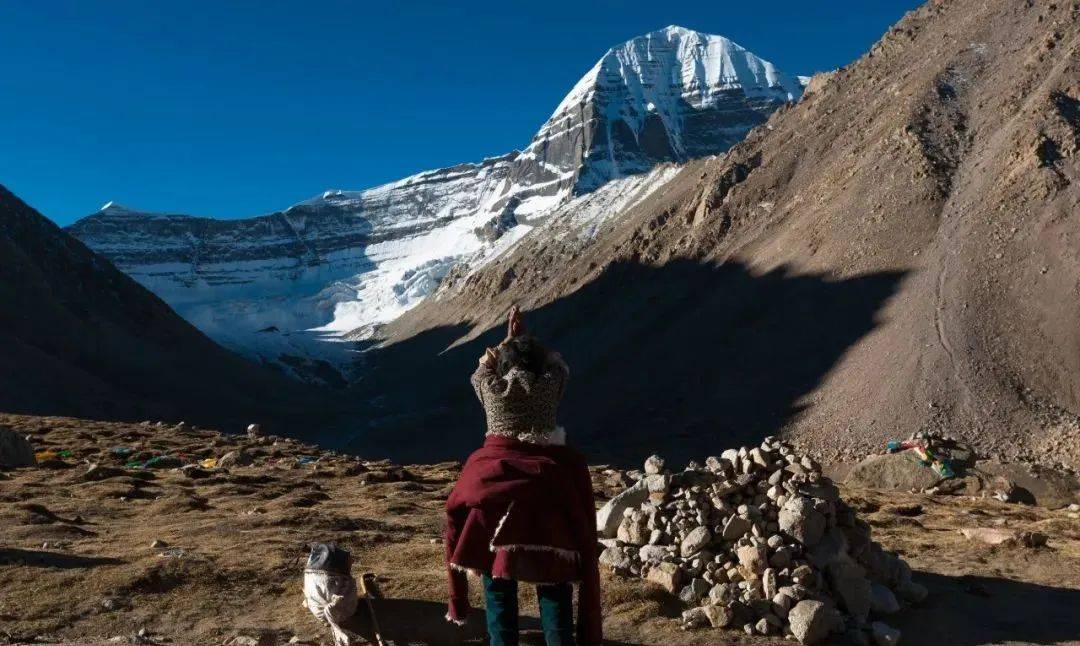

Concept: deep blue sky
[[2, 1, 922, 225]]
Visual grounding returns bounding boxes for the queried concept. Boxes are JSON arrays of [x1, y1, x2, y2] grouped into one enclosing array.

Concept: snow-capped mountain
[[67, 26, 802, 375], [510, 25, 803, 198]]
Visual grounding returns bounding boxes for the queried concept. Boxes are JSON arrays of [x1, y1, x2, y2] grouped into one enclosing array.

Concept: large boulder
[[846, 453, 943, 491], [0, 425, 35, 468], [596, 481, 648, 538]]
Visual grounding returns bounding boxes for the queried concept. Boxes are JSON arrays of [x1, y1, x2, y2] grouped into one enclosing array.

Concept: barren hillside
[[0, 187, 340, 433], [357, 0, 1080, 469]]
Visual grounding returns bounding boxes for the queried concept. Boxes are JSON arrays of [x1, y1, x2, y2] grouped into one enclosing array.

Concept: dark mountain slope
[[0, 185, 333, 430]]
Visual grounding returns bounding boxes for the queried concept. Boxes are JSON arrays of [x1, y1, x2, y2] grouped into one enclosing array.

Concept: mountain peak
[[553, 26, 802, 118]]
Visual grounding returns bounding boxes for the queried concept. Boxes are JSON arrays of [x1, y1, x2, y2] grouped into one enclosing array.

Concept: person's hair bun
[[497, 336, 547, 376]]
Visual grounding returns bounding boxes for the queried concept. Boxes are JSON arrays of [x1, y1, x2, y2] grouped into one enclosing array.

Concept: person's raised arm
[[505, 304, 525, 341]]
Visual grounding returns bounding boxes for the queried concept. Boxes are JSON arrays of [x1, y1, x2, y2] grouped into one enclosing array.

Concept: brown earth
[[352, 0, 1080, 472], [3, 414, 1079, 645]]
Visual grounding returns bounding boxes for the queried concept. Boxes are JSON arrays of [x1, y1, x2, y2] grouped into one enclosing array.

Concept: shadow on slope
[[348, 259, 905, 465], [899, 571, 1080, 645]]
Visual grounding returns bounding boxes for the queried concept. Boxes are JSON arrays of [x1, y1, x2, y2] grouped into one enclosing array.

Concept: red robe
[[444, 433, 602, 645]]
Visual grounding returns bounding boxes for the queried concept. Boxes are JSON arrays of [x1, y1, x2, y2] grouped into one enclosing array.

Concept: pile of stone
[[596, 437, 926, 645]]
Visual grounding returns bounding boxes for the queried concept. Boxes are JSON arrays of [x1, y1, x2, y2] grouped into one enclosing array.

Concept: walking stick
[[358, 572, 386, 646]]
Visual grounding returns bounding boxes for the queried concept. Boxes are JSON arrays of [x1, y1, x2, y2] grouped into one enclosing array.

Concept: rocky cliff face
[[66, 26, 801, 369]]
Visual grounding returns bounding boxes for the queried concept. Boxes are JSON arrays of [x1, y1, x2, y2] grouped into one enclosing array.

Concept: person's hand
[[480, 347, 498, 366], [505, 305, 525, 341]]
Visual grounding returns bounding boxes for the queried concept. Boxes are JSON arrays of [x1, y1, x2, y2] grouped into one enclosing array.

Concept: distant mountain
[[0, 185, 330, 429], [67, 26, 802, 372]]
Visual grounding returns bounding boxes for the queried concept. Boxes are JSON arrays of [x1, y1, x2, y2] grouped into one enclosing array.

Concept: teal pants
[[482, 574, 575, 645]]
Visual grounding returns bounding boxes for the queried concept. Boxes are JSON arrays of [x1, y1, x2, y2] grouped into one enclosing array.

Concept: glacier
[[67, 26, 803, 382]]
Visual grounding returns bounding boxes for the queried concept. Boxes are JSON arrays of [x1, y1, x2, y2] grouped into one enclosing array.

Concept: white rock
[[596, 480, 648, 538], [871, 621, 901, 646], [644, 454, 666, 475]]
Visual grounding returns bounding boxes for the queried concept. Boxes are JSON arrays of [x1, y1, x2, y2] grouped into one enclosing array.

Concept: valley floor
[[2, 415, 1079, 645]]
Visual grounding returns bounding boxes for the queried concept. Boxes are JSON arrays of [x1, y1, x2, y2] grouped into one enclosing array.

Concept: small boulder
[[644, 454, 665, 475], [83, 464, 126, 481], [680, 526, 712, 557], [870, 582, 900, 614], [722, 515, 752, 541], [787, 599, 839, 645], [779, 496, 826, 546], [218, 450, 255, 469], [638, 545, 668, 562], [828, 562, 872, 622], [616, 514, 648, 545], [0, 425, 35, 468], [871, 621, 901, 646], [598, 546, 632, 571], [681, 606, 709, 628], [959, 527, 1047, 547], [645, 561, 683, 593], [896, 580, 928, 603], [736, 544, 768, 576], [678, 578, 710, 604], [702, 603, 734, 628]]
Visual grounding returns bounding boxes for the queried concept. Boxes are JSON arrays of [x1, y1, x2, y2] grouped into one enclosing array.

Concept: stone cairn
[[596, 437, 926, 645]]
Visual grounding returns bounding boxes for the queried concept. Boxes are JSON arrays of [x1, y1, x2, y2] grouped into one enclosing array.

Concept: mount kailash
[[67, 26, 804, 384]]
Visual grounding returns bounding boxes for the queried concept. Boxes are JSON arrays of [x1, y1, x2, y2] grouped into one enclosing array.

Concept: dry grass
[[2, 414, 1079, 645]]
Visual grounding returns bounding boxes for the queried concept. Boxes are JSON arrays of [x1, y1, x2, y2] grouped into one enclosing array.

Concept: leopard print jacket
[[471, 354, 569, 441]]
